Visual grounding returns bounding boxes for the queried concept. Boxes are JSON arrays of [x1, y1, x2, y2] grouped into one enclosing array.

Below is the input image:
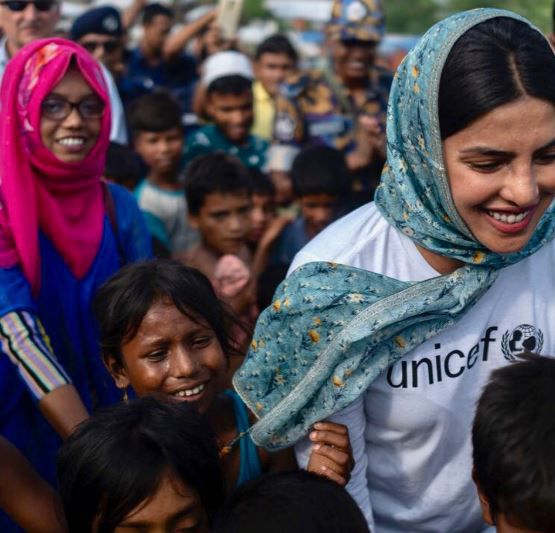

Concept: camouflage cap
[[327, 0, 385, 43]]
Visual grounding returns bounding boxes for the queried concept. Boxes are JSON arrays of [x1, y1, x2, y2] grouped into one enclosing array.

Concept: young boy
[[252, 34, 298, 141], [472, 354, 555, 532], [129, 92, 198, 256], [184, 51, 269, 171], [213, 471, 369, 533], [180, 153, 255, 320], [273, 145, 350, 267]]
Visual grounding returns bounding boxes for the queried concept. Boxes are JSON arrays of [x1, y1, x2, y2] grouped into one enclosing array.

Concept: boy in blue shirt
[[274, 145, 350, 267], [129, 92, 198, 255]]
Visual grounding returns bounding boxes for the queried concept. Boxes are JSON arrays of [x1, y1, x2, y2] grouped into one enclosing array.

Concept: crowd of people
[[0, 0, 554, 531]]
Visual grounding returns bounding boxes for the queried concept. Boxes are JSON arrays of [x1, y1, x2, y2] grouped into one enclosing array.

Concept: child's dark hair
[[184, 153, 253, 215], [472, 353, 555, 529], [142, 2, 173, 25], [58, 396, 224, 533], [249, 168, 275, 197], [213, 471, 369, 533], [127, 91, 183, 135], [290, 145, 350, 198], [105, 142, 142, 190], [92, 259, 242, 365], [255, 33, 298, 63], [207, 74, 252, 96]]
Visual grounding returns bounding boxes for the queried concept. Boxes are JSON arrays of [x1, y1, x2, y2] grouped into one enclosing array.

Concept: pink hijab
[[0, 38, 111, 294]]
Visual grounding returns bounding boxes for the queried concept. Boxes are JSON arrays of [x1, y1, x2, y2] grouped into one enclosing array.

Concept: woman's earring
[[121, 387, 128, 403]]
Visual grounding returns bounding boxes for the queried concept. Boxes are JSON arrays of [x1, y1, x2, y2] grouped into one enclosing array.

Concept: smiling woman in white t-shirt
[[234, 8, 555, 533]]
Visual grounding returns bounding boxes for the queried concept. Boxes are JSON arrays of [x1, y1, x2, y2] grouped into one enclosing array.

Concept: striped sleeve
[[0, 310, 71, 400]]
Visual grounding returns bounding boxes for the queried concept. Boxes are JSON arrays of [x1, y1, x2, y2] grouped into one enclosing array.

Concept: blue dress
[[0, 183, 151, 491]]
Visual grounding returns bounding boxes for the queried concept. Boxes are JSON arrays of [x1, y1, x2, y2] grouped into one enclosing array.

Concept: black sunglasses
[[80, 40, 120, 54], [41, 95, 105, 121], [0, 0, 56, 11]]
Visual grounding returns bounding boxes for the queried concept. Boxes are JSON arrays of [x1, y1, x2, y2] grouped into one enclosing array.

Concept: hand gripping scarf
[[0, 39, 111, 294], [234, 9, 555, 450]]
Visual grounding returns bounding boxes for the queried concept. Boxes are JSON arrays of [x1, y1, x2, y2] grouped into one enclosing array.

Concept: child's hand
[[260, 214, 294, 248], [306, 422, 353, 486]]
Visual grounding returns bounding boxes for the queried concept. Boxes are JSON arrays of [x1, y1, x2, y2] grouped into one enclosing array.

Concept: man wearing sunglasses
[[0, 0, 128, 144], [273, 0, 393, 208], [70, 6, 125, 80], [0, 0, 58, 56]]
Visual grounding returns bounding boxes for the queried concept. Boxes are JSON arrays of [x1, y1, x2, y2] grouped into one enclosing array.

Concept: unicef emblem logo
[[501, 324, 543, 361]]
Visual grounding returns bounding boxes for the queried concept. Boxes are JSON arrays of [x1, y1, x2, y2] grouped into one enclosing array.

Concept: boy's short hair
[[255, 33, 298, 63], [472, 354, 555, 529], [249, 168, 275, 197], [127, 91, 183, 135], [290, 145, 350, 198], [213, 470, 369, 533], [184, 153, 253, 215], [207, 75, 252, 97], [58, 397, 224, 532], [105, 142, 142, 190], [142, 3, 173, 25]]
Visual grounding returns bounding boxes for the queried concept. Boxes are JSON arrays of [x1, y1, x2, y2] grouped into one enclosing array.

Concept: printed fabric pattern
[[273, 65, 391, 154], [234, 8, 555, 450]]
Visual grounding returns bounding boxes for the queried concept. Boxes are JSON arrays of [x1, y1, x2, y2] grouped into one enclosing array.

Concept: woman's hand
[[306, 421, 354, 486]]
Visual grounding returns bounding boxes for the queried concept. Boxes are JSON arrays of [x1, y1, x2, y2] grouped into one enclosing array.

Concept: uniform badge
[[345, 1, 367, 23], [102, 15, 119, 33], [275, 113, 296, 142]]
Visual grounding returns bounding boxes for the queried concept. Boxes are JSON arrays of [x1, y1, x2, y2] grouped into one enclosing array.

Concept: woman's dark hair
[[439, 17, 555, 139], [58, 396, 224, 533], [92, 259, 242, 365], [472, 353, 555, 530], [213, 471, 369, 533]]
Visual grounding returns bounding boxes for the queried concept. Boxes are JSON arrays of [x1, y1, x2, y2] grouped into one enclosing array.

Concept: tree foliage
[[385, 0, 553, 34]]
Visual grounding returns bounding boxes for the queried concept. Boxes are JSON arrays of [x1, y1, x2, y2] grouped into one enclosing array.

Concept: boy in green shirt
[[184, 51, 268, 171]]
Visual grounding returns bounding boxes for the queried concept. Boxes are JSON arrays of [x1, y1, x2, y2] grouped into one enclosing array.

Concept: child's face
[[134, 127, 183, 176], [113, 471, 209, 533], [249, 192, 276, 242], [206, 90, 254, 143], [254, 52, 296, 97], [190, 191, 252, 255], [270, 171, 294, 206], [299, 193, 337, 237], [105, 300, 227, 415]]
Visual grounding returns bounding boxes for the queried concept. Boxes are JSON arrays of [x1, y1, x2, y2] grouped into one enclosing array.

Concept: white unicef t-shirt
[[291, 202, 555, 533]]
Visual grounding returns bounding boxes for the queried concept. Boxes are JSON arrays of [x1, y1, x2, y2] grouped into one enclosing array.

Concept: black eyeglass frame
[[80, 40, 121, 54], [41, 95, 106, 121], [0, 0, 57, 12]]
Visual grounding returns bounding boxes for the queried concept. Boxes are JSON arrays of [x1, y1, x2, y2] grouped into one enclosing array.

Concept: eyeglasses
[[0, 0, 56, 12], [41, 95, 105, 121], [80, 40, 121, 54]]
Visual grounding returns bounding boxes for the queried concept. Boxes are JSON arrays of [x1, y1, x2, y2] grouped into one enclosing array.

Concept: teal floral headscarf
[[234, 9, 555, 450]]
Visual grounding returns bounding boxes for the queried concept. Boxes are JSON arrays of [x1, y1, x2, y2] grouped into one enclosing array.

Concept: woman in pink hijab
[[0, 38, 151, 509]]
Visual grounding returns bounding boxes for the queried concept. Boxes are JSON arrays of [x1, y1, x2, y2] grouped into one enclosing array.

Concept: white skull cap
[[202, 51, 254, 88]]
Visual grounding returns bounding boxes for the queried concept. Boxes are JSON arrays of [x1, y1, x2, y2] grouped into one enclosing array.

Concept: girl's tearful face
[[111, 300, 228, 414]]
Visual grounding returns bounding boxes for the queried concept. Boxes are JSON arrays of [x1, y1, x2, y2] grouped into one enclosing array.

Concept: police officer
[[273, 0, 392, 203]]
